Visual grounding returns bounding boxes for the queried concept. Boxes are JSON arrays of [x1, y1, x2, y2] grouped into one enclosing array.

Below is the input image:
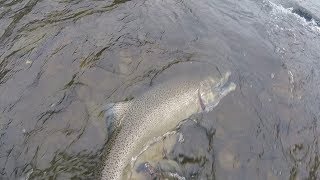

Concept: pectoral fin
[[103, 101, 132, 137]]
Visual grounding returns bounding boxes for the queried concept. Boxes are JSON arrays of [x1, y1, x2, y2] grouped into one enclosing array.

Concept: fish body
[[101, 71, 236, 180]]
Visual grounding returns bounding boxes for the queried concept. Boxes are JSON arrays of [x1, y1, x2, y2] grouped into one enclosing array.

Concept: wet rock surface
[[1, 0, 320, 179], [167, 120, 215, 180]]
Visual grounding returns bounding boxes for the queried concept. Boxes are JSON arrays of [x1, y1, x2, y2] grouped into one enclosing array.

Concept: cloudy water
[[0, 0, 320, 179]]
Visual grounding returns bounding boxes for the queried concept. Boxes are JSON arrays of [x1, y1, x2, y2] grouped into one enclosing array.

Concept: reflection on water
[[0, 0, 320, 179]]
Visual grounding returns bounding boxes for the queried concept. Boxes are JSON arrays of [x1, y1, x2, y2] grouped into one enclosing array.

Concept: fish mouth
[[213, 71, 231, 90], [198, 71, 236, 112], [215, 81, 236, 100], [214, 72, 236, 99]]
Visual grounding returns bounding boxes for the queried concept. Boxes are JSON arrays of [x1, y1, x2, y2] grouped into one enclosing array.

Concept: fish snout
[[199, 72, 236, 112]]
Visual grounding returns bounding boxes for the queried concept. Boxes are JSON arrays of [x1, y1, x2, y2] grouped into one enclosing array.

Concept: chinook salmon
[[101, 71, 236, 180]]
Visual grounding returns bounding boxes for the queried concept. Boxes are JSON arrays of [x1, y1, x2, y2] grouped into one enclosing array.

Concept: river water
[[0, 0, 320, 179]]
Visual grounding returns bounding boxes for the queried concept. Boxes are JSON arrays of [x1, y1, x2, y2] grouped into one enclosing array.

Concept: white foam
[[264, 0, 320, 33], [167, 172, 186, 180]]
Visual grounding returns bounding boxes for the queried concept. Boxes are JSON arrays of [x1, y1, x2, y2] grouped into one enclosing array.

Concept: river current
[[1, 0, 320, 179]]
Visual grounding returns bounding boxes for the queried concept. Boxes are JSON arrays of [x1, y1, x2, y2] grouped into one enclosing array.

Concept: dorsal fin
[[103, 101, 132, 137]]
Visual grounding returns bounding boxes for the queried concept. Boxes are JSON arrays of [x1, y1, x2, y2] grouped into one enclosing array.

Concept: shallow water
[[0, 0, 320, 179]]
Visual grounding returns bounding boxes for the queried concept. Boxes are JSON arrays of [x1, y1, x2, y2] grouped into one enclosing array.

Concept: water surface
[[1, 0, 320, 179]]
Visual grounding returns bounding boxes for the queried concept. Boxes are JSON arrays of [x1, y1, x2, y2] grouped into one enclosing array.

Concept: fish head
[[198, 71, 236, 112]]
